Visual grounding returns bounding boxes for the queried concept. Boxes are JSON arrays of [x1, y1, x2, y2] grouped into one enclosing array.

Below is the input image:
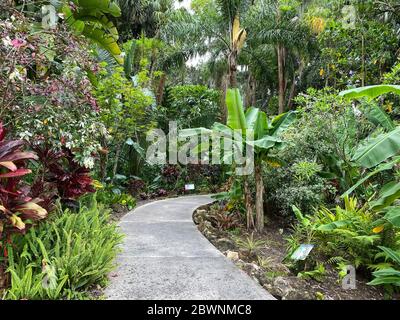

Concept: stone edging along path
[[105, 195, 275, 300]]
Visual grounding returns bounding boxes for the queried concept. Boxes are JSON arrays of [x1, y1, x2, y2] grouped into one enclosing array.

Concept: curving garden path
[[105, 195, 275, 300]]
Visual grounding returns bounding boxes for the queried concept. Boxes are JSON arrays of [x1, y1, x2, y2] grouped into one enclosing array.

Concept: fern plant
[[289, 196, 392, 269], [5, 195, 123, 300], [297, 263, 326, 282], [368, 246, 400, 288]]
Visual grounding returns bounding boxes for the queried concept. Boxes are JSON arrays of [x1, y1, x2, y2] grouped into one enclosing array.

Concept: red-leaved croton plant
[[0, 122, 47, 242]]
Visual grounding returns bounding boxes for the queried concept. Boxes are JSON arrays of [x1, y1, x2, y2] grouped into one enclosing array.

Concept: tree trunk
[[156, 73, 167, 105], [255, 161, 264, 232], [287, 59, 304, 110], [111, 143, 122, 184], [361, 34, 365, 87], [244, 177, 254, 230], [0, 263, 9, 290], [228, 50, 238, 88], [220, 74, 228, 123], [245, 72, 256, 107], [277, 44, 286, 114]]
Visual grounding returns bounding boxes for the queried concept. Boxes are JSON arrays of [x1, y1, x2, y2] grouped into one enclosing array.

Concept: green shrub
[[5, 196, 123, 300], [289, 197, 397, 269], [264, 88, 379, 217], [264, 161, 336, 218], [368, 246, 400, 289], [96, 188, 136, 210], [158, 85, 221, 130]]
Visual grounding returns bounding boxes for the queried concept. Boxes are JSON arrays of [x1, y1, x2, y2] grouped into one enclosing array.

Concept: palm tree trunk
[[220, 74, 228, 123], [255, 161, 264, 232], [228, 50, 238, 88], [111, 143, 122, 184], [156, 73, 167, 105], [277, 44, 285, 114], [361, 34, 365, 86]]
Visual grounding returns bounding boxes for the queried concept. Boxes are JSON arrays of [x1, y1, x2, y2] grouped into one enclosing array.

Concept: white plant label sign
[[291, 244, 314, 261]]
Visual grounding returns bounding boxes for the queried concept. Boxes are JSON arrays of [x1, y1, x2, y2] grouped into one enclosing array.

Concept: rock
[[283, 290, 313, 300], [216, 237, 235, 246], [215, 238, 235, 250], [273, 276, 291, 297], [240, 263, 262, 277], [226, 250, 239, 261], [273, 276, 314, 300]]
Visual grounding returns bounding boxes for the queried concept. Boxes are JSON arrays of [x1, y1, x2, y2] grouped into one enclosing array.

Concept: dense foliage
[[1, 0, 400, 299]]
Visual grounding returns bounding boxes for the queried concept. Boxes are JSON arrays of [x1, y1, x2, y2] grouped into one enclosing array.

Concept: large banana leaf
[[62, 1, 122, 63], [269, 111, 297, 137], [352, 127, 400, 168], [226, 88, 247, 131], [251, 136, 281, 150], [83, 26, 122, 59], [72, 0, 121, 17], [363, 102, 395, 131], [384, 207, 400, 228], [342, 156, 400, 197], [370, 181, 400, 211], [245, 107, 267, 140], [340, 85, 400, 100]]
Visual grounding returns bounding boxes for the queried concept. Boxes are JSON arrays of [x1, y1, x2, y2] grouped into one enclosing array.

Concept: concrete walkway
[[105, 195, 275, 300]]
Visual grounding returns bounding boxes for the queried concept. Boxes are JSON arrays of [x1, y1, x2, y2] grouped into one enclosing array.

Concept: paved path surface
[[105, 195, 275, 300]]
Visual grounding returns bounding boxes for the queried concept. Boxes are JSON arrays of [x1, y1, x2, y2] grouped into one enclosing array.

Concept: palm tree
[[162, 0, 252, 89], [374, 0, 400, 40], [116, 0, 174, 40], [245, 0, 313, 113]]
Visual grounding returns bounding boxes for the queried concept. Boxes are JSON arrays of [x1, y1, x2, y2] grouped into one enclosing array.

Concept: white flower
[[83, 157, 95, 169], [2, 36, 12, 47], [352, 104, 362, 117]]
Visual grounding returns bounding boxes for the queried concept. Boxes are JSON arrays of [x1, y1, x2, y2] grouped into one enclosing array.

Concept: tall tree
[[116, 0, 173, 40], [245, 0, 313, 113]]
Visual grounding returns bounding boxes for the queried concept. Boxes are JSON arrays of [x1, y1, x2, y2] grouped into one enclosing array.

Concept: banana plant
[[340, 84, 400, 169], [60, 0, 123, 63], [340, 85, 400, 197], [183, 89, 296, 231]]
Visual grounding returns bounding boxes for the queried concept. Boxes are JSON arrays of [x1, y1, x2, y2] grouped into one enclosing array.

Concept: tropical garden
[[1, 0, 400, 300]]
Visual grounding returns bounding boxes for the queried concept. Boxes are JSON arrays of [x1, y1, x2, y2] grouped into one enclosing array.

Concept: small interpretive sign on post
[[290, 244, 314, 261], [184, 184, 195, 191]]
